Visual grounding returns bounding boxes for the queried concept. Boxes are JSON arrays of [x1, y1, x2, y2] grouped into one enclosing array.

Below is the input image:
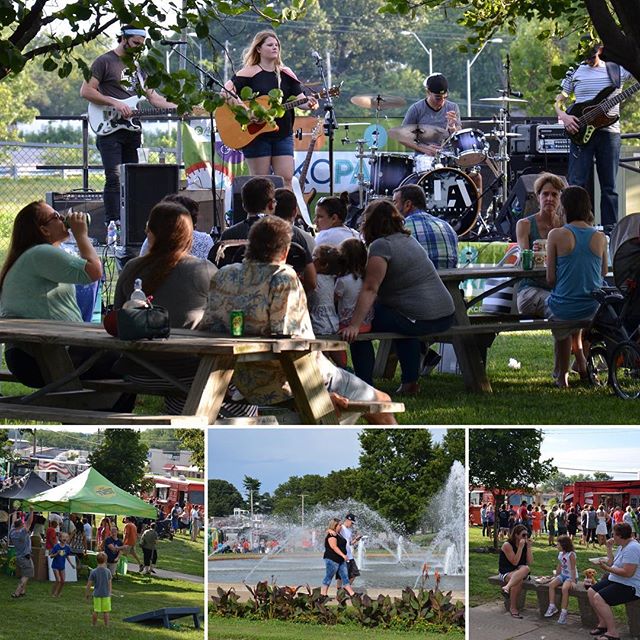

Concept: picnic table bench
[[328, 265, 591, 393], [0, 319, 403, 425], [488, 574, 640, 636]]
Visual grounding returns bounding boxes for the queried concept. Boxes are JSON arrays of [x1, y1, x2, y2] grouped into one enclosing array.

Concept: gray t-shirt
[[368, 233, 454, 321], [609, 539, 640, 596], [115, 255, 217, 329], [9, 527, 31, 558], [90, 50, 144, 100], [402, 99, 461, 131], [89, 566, 112, 598]]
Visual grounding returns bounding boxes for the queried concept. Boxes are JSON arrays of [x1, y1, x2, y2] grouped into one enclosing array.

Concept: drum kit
[[346, 91, 528, 238]]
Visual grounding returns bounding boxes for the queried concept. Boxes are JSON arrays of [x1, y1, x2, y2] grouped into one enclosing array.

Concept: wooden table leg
[[182, 355, 235, 423], [278, 352, 338, 424], [448, 283, 493, 393], [34, 344, 83, 390]]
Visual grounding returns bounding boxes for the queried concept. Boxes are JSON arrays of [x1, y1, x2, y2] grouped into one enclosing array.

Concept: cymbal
[[479, 119, 510, 124], [486, 132, 523, 139], [340, 122, 371, 127], [351, 94, 407, 110], [479, 96, 528, 104], [388, 124, 448, 146]]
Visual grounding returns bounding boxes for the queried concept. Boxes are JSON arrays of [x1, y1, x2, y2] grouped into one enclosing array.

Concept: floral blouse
[[200, 260, 331, 405]]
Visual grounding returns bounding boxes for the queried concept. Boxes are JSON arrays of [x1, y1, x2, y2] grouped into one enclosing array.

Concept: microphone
[[160, 39, 188, 45], [310, 50, 322, 61], [510, 91, 524, 98]]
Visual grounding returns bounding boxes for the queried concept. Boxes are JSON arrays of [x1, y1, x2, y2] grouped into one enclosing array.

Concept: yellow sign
[[95, 485, 116, 497]]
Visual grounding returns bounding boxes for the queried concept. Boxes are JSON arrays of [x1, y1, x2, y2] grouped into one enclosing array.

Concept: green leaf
[[42, 58, 58, 71]]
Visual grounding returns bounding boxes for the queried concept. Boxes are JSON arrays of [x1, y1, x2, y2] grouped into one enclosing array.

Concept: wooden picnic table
[[0, 319, 348, 425]]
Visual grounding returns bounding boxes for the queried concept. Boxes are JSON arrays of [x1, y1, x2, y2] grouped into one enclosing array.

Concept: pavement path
[[127, 563, 203, 584], [470, 601, 633, 640]]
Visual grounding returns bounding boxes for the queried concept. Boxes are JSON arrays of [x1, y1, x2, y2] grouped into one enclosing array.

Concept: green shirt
[[0, 244, 90, 321]]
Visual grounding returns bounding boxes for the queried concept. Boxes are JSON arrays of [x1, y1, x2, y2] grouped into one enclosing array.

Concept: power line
[[554, 465, 638, 476]]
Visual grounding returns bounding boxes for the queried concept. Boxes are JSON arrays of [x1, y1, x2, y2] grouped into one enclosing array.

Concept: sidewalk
[[470, 601, 633, 640]]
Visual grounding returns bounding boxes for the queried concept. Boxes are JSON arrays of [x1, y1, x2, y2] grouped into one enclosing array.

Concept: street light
[[400, 30, 433, 76], [466, 37, 503, 117]]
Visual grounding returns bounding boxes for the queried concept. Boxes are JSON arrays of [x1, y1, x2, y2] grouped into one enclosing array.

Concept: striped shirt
[[561, 62, 632, 133], [404, 210, 458, 269]]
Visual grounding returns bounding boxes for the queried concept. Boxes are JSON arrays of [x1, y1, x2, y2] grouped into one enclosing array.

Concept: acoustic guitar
[[216, 86, 340, 150], [565, 82, 640, 145]]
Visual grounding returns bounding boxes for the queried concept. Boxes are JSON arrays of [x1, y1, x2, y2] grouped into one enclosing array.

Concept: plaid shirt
[[404, 210, 458, 269]]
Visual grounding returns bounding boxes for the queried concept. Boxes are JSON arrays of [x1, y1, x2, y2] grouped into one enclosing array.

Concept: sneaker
[[558, 610, 568, 624], [544, 603, 558, 617]]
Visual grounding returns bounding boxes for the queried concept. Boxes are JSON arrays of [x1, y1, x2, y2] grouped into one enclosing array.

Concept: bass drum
[[400, 167, 480, 236], [370, 153, 414, 196]]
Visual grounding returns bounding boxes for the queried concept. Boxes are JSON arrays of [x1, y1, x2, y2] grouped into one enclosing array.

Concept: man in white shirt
[[336, 512, 361, 589]]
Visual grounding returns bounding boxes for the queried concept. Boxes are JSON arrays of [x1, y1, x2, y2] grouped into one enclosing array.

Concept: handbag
[[481, 245, 521, 315], [117, 305, 171, 340]]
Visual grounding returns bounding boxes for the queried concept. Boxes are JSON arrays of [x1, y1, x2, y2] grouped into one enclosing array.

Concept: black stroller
[[585, 213, 640, 399]]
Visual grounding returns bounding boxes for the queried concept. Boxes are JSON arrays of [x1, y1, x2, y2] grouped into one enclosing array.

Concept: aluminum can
[[230, 310, 245, 337], [521, 249, 534, 270], [64, 212, 92, 228]]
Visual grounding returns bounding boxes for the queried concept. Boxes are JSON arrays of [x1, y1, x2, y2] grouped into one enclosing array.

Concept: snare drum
[[448, 128, 489, 168], [414, 154, 434, 173], [370, 153, 413, 196], [399, 167, 480, 236]]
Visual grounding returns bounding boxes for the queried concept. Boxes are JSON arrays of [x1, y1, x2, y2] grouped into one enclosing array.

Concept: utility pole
[[299, 494, 309, 527]]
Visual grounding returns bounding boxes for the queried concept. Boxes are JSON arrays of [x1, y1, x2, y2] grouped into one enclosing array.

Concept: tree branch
[[9, 0, 49, 50]]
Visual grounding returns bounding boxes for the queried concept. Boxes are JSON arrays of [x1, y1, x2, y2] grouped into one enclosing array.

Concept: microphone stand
[[165, 43, 236, 238], [314, 53, 337, 195]]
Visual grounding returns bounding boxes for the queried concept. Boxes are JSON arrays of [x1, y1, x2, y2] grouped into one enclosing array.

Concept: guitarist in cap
[[555, 43, 632, 231], [80, 25, 176, 222]]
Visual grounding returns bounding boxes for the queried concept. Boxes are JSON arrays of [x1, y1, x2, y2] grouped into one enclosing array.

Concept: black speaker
[[120, 164, 180, 246], [45, 191, 107, 242], [232, 175, 285, 224]]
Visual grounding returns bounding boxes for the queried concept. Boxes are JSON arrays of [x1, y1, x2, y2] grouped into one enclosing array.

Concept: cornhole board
[[124, 607, 201, 629]]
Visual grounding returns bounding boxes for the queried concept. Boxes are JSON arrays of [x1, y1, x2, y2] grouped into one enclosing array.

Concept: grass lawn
[[468, 525, 627, 622], [208, 617, 464, 640], [1, 570, 204, 639], [125, 533, 204, 577]]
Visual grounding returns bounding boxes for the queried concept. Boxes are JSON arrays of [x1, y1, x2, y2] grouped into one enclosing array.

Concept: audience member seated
[[114, 200, 254, 418], [340, 200, 455, 395], [0, 201, 117, 389], [314, 194, 360, 245], [273, 188, 317, 291], [199, 216, 397, 424], [515, 173, 564, 317], [392, 184, 458, 269], [139, 193, 213, 260], [546, 186, 607, 388]]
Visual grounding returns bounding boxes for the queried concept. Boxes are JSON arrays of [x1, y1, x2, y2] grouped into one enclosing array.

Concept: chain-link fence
[[0, 116, 179, 260]]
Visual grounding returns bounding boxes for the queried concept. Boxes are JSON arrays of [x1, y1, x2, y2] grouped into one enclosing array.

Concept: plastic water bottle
[[123, 278, 147, 309], [107, 220, 118, 247]]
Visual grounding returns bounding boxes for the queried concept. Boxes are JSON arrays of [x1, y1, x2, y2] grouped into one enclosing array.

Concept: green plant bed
[[468, 526, 627, 622], [208, 617, 465, 639], [0, 571, 204, 639]]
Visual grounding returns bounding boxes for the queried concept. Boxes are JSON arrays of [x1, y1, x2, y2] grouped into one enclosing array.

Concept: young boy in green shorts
[[86, 551, 112, 626]]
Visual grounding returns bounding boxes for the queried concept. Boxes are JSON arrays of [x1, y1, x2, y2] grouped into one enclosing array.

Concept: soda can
[[63, 212, 92, 228], [521, 249, 534, 270], [230, 310, 245, 337]]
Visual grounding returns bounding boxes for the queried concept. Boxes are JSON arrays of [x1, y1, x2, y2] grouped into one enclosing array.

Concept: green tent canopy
[[26, 467, 156, 518]]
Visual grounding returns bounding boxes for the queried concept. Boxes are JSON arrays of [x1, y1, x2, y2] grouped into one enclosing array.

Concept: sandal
[[501, 587, 510, 600], [510, 611, 523, 619], [596, 635, 620, 640], [589, 629, 607, 636]]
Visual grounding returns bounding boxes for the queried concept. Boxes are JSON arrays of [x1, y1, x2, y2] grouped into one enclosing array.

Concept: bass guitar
[[298, 118, 323, 205], [565, 83, 640, 145], [216, 86, 340, 150], [88, 96, 207, 136]]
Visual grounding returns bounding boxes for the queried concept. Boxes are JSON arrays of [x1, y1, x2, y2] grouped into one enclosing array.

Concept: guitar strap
[[605, 62, 621, 89]]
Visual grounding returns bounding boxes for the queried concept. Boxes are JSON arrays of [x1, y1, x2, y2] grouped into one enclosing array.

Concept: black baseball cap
[[345, 513, 356, 522], [424, 73, 448, 95]]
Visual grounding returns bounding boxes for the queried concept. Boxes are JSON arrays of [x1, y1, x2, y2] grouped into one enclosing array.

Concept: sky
[[540, 428, 640, 480], [208, 428, 448, 493]]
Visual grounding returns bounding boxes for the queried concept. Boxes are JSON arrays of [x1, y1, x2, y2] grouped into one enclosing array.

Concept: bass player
[[80, 25, 176, 222], [555, 43, 632, 231]]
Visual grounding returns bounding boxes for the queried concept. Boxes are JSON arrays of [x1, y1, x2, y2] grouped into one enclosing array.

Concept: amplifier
[[536, 125, 570, 154], [45, 190, 106, 240]]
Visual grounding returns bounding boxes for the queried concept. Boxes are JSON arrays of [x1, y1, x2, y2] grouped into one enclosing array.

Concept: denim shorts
[[322, 558, 349, 586], [557, 574, 574, 584], [242, 135, 294, 158]]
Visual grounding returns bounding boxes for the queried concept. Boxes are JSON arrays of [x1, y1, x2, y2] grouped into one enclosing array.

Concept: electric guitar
[[87, 96, 208, 136], [565, 82, 640, 145], [215, 86, 340, 150], [298, 118, 323, 205]]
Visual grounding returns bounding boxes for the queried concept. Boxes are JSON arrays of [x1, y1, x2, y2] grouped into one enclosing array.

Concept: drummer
[[401, 73, 460, 156]]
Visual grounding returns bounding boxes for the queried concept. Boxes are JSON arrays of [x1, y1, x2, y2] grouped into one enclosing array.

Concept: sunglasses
[[41, 211, 63, 225]]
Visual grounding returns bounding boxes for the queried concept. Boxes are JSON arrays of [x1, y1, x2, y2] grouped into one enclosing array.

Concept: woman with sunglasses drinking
[[0, 201, 102, 387]]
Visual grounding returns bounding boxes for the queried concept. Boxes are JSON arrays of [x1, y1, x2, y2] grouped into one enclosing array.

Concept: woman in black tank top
[[499, 524, 533, 618], [320, 518, 355, 597], [222, 30, 318, 188]]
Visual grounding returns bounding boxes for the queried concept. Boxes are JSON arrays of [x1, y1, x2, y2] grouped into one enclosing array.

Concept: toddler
[[86, 551, 112, 626]]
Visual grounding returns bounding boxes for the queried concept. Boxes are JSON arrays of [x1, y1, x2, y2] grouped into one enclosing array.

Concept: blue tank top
[[518, 214, 549, 292], [548, 225, 602, 319]]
